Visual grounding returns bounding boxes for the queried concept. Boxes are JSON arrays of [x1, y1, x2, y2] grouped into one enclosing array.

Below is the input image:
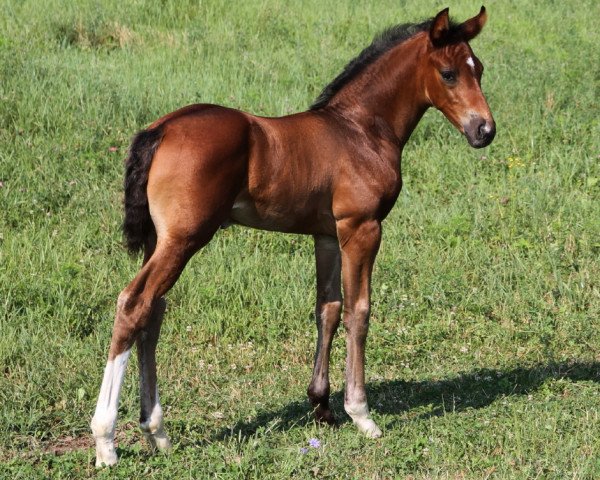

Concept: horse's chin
[[466, 134, 494, 149]]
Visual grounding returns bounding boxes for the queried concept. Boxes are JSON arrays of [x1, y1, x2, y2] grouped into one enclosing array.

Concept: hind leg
[[137, 235, 171, 450], [137, 296, 171, 451], [91, 238, 200, 467], [92, 117, 248, 466]]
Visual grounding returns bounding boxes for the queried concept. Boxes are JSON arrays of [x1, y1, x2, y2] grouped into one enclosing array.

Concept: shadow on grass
[[187, 361, 600, 444]]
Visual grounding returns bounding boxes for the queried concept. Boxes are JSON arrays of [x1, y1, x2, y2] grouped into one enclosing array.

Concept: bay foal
[[92, 7, 495, 466]]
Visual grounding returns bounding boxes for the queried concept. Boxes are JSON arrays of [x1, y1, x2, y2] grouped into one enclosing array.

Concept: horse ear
[[430, 8, 450, 46], [459, 6, 487, 41]]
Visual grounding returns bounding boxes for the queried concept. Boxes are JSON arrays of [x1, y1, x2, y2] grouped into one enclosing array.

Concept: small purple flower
[[300, 447, 309, 455], [309, 438, 321, 448]]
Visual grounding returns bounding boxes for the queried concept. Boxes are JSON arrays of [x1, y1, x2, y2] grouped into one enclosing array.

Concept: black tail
[[123, 126, 164, 254]]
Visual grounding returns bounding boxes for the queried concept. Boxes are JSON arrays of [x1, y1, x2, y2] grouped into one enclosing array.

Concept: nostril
[[478, 121, 496, 140], [477, 121, 488, 139], [466, 117, 496, 147]]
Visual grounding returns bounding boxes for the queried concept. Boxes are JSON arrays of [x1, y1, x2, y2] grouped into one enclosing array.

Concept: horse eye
[[441, 70, 457, 83]]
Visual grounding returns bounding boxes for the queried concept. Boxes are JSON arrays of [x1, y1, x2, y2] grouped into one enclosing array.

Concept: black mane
[[311, 18, 457, 110]]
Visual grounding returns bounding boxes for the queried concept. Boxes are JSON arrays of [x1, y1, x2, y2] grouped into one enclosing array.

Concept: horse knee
[[343, 299, 370, 334], [318, 300, 342, 322], [352, 299, 370, 319]]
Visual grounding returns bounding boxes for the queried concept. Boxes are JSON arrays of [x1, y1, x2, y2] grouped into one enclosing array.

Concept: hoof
[[345, 402, 382, 439], [356, 418, 382, 439], [146, 432, 172, 452], [94, 440, 118, 467], [314, 406, 336, 426]]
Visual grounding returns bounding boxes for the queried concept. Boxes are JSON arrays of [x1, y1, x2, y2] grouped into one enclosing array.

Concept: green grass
[[1, 0, 599, 478]]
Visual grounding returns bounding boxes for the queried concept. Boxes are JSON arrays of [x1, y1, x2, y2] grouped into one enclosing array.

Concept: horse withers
[[91, 7, 495, 466]]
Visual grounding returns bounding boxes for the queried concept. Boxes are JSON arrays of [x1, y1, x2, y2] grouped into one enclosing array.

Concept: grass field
[[1, 0, 599, 478]]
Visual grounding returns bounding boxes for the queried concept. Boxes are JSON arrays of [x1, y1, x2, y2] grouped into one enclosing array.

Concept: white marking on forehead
[[467, 57, 476, 71]]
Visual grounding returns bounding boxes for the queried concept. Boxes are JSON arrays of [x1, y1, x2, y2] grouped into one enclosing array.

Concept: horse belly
[[227, 191, 335, 235], [229, 196, 292, 231]]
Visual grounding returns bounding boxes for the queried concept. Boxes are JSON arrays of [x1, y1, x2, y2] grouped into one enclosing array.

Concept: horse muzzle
[[464, 116, 496, 148]]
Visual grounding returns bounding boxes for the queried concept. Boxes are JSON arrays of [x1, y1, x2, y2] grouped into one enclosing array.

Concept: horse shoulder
[[332, 121, 402, 223]]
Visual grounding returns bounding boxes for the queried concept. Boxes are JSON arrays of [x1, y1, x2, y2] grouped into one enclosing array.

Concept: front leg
[[307, 235, 342, 424], [338, 219, 382, 438]]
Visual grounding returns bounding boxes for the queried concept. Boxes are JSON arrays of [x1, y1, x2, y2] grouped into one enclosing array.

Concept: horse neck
[[328, 35, 430, 147]]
